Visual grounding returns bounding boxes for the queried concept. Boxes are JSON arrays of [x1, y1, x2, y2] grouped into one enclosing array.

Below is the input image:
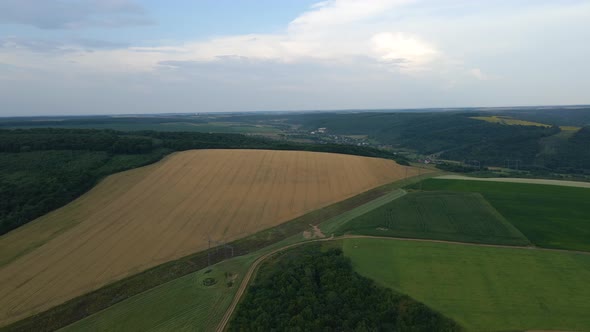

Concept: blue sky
[[1, 0, 589, 116]]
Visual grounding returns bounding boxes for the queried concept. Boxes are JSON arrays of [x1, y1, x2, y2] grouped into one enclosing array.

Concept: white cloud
[[0, 0, 438, 73], [371, 32, 438, 71]]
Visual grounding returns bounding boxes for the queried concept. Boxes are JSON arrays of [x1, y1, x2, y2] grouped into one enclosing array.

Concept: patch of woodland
[[229, 244, 462, 332]]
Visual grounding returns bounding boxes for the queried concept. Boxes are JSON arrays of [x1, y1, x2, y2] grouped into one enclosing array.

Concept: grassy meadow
[[413, 179, 590, 251], [318, 189, 407, 235], [343, 238, 590, 331], [60, 254, 257, 332], [336, 191, 530, 246]]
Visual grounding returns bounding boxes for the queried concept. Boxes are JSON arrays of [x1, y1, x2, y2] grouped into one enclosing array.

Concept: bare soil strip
[[436, 175, 590, 188]]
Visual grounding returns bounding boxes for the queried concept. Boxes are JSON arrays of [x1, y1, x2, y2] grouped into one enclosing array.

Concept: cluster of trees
[[229, 245, 461, 331], [0, 128, 402, 235], [0, 149, 168, 235], [0, 129, 153, 154]]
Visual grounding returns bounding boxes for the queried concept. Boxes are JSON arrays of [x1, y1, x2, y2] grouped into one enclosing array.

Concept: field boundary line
[[435, 175, 590, 188], [342, 235, 590, 256]]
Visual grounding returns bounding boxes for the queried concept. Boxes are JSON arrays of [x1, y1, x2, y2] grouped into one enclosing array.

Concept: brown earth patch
[[311, 224, 325, 238]]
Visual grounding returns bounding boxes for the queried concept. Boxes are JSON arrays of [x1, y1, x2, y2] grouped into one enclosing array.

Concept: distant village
[[307, 127, 371, 147]]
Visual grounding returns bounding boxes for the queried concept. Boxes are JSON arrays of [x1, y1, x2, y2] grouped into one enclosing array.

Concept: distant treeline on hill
[[282, 111, 590, 173], [149, 131, 408, 163], [0, 128, 405, 235], [287, 112, 559, 162], [0, 128, 154, 154], [0, 128, 406, 161], [0, 115, 206, 128]]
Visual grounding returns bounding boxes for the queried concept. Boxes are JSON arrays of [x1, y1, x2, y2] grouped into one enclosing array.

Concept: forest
[[229, 244, 461, 331], [545, 126, 590, 172]]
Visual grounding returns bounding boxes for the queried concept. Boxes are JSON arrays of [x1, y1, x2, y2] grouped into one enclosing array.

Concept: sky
[[0, 0, 589, 116]]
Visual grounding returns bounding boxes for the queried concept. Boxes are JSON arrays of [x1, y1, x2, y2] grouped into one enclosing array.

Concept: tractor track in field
[[216, 234, 590, 331]]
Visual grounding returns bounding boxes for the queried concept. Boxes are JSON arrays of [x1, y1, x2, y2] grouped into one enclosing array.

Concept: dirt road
[[436, 175, 590, 188], [214, 236, 335, 332]]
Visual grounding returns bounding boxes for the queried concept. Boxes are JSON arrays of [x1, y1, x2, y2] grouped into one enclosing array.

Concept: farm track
[[216, 235, 590, 331], [436, 175, 590, 188]]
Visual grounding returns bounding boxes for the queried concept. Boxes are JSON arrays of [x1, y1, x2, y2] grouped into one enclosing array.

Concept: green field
[[319, 189, 407, 235], [413, 179, 590, 251], [343, 238, 590, 331], [61, 254, 256, 332], [336, 191, 530, 246]]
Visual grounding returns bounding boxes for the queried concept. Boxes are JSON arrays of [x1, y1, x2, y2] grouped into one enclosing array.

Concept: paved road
[[436, 175, 590, 188], [215, 234, 590, 331]]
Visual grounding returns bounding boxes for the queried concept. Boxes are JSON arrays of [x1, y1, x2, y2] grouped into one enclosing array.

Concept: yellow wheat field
[[0, 149, 417, 326], [471, 116, 581, 132], [470, 115, 551, 127]]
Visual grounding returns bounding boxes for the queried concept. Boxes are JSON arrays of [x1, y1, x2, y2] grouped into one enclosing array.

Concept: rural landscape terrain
[[2, 0, 590, 330], [0, 149, 412, 325], [0, 106, 589, 331]]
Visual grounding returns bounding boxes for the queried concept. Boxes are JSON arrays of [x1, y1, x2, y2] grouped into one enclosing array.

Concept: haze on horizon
[[0, 0, 589, 116]]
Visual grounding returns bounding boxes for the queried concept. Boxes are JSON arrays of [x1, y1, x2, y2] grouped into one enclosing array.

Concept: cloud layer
[[32, 0, 436, 74], [0, 0, 589, 115]]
